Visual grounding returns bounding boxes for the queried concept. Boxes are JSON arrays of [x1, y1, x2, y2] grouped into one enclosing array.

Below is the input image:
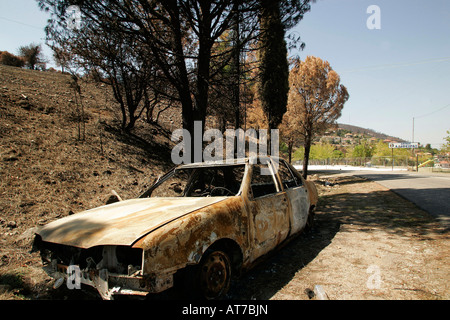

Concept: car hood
[[36, 197, 227, 248]]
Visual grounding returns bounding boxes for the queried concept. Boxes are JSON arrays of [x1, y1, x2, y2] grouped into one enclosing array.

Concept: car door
[[248, 162, 290, 261], [277, 160, 310, 235]]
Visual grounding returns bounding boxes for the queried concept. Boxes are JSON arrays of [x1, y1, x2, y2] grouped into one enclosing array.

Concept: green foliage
[[310, 143, 335, 160], [258, 0, 289, 130], [292, 143, 344, 162], [279, 141, 289, 154], [441, 130, 450, 153], [352, 142, 374, 158], [336, 129, 351, 137], [373, 140, 391, 157], [292, 146, 305, 161], [290, 137, 448, 166], [422, 144, 438, 155], [332, 149, 345, 158]]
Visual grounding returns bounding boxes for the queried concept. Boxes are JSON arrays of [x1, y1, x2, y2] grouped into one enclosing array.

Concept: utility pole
[[391, 147, 394, 171], [412, 117, 417, 171]]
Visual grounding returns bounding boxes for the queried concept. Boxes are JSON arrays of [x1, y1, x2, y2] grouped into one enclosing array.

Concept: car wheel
[[197, 249, 232, 300]]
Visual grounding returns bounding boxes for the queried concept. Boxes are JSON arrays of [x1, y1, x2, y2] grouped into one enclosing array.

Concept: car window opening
[[250, 164, 279, 198], [149, 165, 246, 198]]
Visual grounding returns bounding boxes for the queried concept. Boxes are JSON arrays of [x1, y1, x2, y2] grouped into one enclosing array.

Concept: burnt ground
[[0, 65, 448, 300]]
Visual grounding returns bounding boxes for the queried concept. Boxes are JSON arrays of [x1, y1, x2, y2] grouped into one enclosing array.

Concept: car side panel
[[132, 197, 249, 275], [248, 192, 290, 262], [285, 186, 310, 235]]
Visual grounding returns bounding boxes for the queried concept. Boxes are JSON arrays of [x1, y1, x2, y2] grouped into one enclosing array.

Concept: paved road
[[354, 171, 450, 230]]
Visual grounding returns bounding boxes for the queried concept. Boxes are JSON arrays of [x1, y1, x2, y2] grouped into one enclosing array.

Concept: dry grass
[[0, 65, 176, 299]]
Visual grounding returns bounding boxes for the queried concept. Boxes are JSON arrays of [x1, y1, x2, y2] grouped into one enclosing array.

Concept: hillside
[[0, 65, 177, 298], [337, 123, 407, 143]]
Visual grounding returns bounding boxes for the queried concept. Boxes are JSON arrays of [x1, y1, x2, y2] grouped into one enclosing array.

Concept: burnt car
[[32, 156, 318, 300]]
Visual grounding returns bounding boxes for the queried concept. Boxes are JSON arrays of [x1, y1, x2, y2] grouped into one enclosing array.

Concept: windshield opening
[[146, 165, 246, 198]]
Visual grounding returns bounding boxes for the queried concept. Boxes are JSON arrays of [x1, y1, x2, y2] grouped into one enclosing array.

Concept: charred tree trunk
[[302, 133, 312, 179]]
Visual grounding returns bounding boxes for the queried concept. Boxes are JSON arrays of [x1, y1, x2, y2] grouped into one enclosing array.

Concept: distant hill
[[337, 123, 407, 142]]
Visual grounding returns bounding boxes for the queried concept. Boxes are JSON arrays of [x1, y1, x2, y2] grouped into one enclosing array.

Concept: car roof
[[176, 155, 283, 169]]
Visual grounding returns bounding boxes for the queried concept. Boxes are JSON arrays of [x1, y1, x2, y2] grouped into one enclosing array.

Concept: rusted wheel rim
[[200, 251, 231, 299]]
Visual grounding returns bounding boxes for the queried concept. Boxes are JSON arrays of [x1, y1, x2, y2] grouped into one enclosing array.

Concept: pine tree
[[258, 0, 290, 149]]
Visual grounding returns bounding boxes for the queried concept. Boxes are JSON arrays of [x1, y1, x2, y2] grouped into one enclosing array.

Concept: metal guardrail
[[294, 156, 450, 170], [295, 156, 413, 168]]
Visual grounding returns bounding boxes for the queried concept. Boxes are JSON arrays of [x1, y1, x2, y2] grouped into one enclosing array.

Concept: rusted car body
[[32, 156, 318, 299]]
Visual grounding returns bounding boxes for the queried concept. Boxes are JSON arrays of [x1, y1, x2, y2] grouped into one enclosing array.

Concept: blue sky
[[291, 0, 450, 148], [1, 0, 449, 148]]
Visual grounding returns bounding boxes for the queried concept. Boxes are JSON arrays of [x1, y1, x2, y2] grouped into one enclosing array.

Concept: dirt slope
[[0, 65, 174, 299]]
